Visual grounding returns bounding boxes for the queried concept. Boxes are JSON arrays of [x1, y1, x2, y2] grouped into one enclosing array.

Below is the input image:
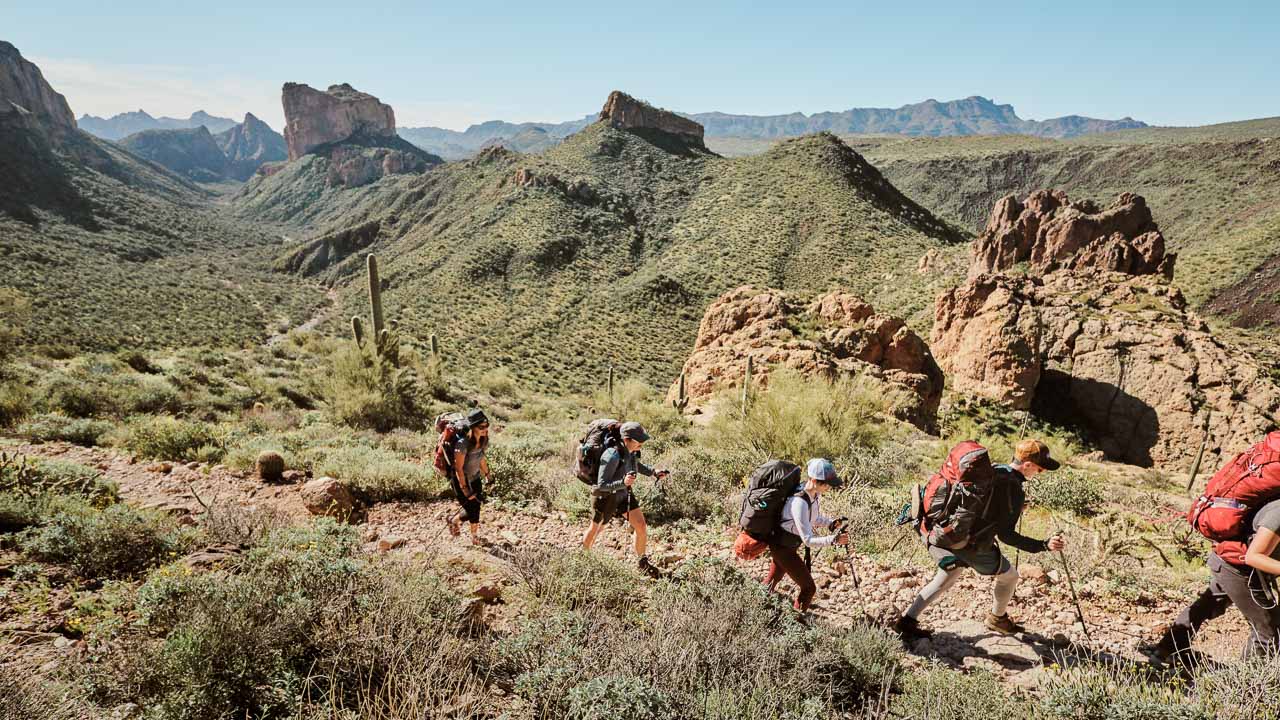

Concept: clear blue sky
[[4, 0, 1277, 131]]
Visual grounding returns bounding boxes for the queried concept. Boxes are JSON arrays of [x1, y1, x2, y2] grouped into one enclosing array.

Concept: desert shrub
[[121, 375, 182, 414], [567, 675, 677, 720], [41, 375, 113, 418], [843, 437, 927, 487], [1192, 653, 1280, 720], [0, 455, 118, 505], [512, 546, 644, 614], [479, 366, 520, 398], [485, 443, 542, 503], [821, 484, 908, 556], [16, 413, 114, 446], [0, 492, 45, 533], [117, 349, 161, 374], [116, 415, 224, 462], [1027, 466, 1105, 517], [326, 343, 430, 432], [21, 499, 191, 578], [313, 444, 444, 502], [0, 287, 30, 366], [596, 379, 692, 454], [0, 378, 31, 428], [893, 664, 1032, 719], [1041, 662, 1207, 720], [702, 371, 894, 483], [0, 670, 83, 720], [200, 503, 291, 547], [643, 445, 738, 524]]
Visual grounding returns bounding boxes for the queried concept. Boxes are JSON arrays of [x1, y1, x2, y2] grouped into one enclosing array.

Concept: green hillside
[[236, 124, 966, 393], [0, 121, 324, 352]]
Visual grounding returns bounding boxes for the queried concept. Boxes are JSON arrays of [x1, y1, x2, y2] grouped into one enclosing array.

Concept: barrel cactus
[[255, 451, 286, 483]]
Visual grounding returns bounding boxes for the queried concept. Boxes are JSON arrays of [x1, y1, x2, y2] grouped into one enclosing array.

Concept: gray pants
[[1165, 554, 1280, 658]]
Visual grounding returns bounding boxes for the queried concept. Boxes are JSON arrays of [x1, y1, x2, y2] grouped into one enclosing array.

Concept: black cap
[[465, 408, 489, 428]]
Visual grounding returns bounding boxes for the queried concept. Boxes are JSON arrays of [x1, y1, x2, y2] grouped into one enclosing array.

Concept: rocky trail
[[5, 440, 1253, 691]]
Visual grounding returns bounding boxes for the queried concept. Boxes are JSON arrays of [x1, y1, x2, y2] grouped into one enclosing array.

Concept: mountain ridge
[[78, 109, 238, 140]]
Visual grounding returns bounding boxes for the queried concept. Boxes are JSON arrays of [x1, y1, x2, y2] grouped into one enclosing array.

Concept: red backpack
[[432, 412, 466, 478], [1188, 431, 1280, 565], [912, 441, 996, 546]]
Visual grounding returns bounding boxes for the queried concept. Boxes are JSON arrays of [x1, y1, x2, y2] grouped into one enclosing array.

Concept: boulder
[[668, 286, 945, 431], [971, 190, 1174, 279], [933, 271, 1280, 467], [282, 82, 396, 160], [300, 477, 359, 520], [599, 90, 705, 149], [0, 41, 76, 130]]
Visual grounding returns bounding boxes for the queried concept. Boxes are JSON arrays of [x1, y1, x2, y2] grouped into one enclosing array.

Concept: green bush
[[479, 366, 520, 398], [567, 675, 677, 720], [1041, 663, 1208, 720], [0, 492, 45, 533], [117, 415, 224, 462], [1193, 653, 1280, 720], [313, 444, 444, 502], [16, 413, 114, 446], [643, 445, 737, 524], [41, 375, 112, 418], [21, 499, 191, 578], [894, 665, 1033, 719], [325, 343, 430, 432], [485, 443, 542, 503], [0, 378, 32, 428], [1027, 466, 1105, 517]]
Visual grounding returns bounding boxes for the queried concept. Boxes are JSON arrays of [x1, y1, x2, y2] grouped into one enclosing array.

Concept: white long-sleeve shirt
[[780, 492, 836, 548]]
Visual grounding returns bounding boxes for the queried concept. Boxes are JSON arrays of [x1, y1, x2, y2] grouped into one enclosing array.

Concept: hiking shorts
[[928, 540, 1009, 576], [451, 476, 484, 524], [592, 490, 640, 523]]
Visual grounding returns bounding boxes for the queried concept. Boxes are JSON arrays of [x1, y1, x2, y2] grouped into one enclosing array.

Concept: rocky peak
[[0, 41, 76, 130], [281, 82, 397, 160], [669, 285, 944, 431], [971, 189, 1175, 278], [216, 112, 288, 181], [598, 90, 705, 148]]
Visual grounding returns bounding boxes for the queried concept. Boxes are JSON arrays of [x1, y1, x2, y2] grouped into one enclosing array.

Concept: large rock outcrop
[[599, 91, 705, 149], [971, 190, 1175, 279], [933, 271, 1280, 468], [215, 112, 288, 181], [669, 286, 945, 431], [282, 82, 396, 160], [0, 41, 75, 130]]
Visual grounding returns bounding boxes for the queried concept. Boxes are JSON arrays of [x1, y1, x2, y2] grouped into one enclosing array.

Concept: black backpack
[[739, 460, 802, 541], [573, 418, 622, 485]]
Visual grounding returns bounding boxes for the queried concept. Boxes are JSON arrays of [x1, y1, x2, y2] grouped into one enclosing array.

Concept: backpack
[[1188, 431, 1280, 565], [573, 419, 622, 485], [432, 412, 467, 478], [912, 441, 996, 546], [738, 460, 803, 541]]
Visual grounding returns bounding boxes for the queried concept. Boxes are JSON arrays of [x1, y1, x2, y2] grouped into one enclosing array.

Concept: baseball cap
[[1015, 439, 1060, 471], [620, 421, 650, 443], [806, 458, 842, 487]]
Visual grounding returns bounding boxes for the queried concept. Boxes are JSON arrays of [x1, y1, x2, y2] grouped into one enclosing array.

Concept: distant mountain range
[[114, 113, 288, 183], [78, 109, 238, 140], [398, 96, 1147, 160]]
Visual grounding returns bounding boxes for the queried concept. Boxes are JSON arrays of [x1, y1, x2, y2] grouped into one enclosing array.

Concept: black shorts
[[451, 476, 484, 524], [592, 491, 640, 524]]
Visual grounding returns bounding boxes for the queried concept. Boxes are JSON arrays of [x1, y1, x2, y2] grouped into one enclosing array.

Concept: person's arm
[[1245, 528, 1280, 576], [454, 448, 472, 499], [480, 455, 492, 482], [790, 497, 836, 548], [595, 448, 625, 496], [635, 458, 656, 477], [995, 509, 1049, 553]]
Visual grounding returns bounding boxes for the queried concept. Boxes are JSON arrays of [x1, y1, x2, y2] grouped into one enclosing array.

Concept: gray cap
[[619, 421, 650, 443]]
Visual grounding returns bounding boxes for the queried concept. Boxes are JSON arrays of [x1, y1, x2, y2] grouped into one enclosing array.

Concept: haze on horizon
[[5, 0, 1279, 132]]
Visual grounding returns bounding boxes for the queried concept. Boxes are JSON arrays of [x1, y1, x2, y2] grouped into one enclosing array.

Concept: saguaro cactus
[[607, 364, 615, 402], [741, 356, 754, 414], [430, 333, 440, 358], [367, 254, 384, 342], [673, 370, 689, 411], [351, 317, 364, 347]]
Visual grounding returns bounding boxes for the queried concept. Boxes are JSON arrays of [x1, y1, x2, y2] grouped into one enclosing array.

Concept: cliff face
[[282, 82, 396, 160], [0, 40, 76, 130], [599, 90, 705, 149]]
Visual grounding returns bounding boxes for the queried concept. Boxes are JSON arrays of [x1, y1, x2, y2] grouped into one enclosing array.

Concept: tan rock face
[[971, 190, 1175, 279], [324, 144, 428, 187], [670, 286, 945, 431], [599, 90, 705, 148], [282, 82, 396, 160], [933, 271, 1280, 467], [0, 41, 75, 129], [301, 477, 360, 521]]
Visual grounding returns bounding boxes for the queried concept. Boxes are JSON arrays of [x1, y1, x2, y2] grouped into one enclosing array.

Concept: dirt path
[[267, 287, 339, 346], [7, 440, 1253, 687]]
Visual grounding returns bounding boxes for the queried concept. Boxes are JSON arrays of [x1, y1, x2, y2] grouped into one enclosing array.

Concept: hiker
[[445, 408, 493, 545], [1151, 430, 1280, 661], [581, 421, 669, 575], [895, 439, 1065, 639], [761, 458, 848, 612]]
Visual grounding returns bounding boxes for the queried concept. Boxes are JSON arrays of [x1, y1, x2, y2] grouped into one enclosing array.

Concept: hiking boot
[[445, 515, 461, 538], [638, 555, 663, 579], [893, 615, 933, 640], [984, 612, 1025, 636]]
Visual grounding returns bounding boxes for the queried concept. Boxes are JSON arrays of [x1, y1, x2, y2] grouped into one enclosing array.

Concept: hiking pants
[[1166, 554, 1280, 658], [763, 543, 816, 611]]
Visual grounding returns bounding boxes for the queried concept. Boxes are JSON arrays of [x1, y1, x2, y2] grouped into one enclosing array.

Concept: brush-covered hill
[[233, 92, 966, 393], [0, 42, 322, 352], [118, 125, 232, 183]]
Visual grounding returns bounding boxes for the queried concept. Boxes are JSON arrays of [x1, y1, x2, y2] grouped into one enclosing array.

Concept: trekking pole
[[1055, 537, 1092, 643], [1185, 413, 1211, 494]]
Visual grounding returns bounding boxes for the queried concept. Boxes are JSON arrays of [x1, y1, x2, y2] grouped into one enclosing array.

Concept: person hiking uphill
[[1150, 430, 1280, 662], [445, 408, 493, 545], [763, 458, 848, 612], [581, 421, 669, 576], [895, 439, 1065, 640]]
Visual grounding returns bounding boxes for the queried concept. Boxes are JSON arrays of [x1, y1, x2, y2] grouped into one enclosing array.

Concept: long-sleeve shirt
[[981, 465, 1049, 553], [594, 445, 654, 498], [780, 492, 836, 548]]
